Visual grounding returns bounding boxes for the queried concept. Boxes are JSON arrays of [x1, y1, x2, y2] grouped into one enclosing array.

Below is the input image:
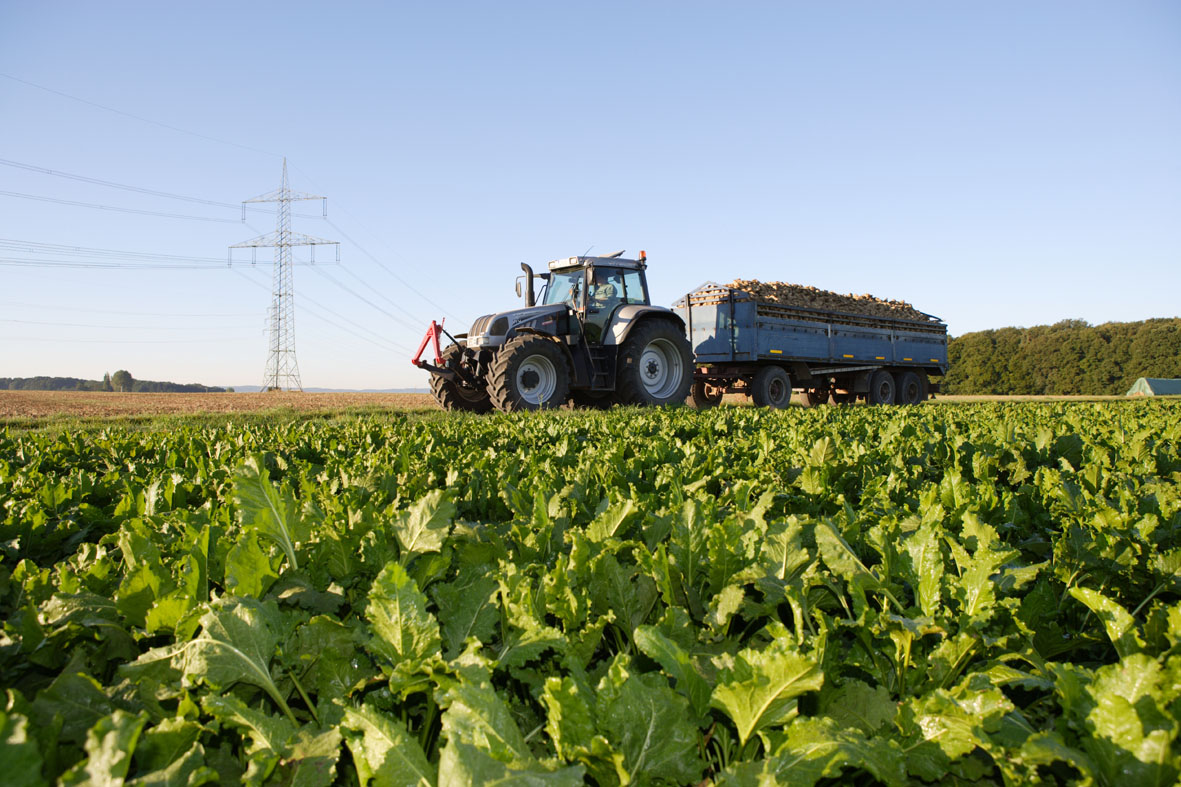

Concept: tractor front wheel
[[488, 335, 571, 412], [429, 344, 492, 413]]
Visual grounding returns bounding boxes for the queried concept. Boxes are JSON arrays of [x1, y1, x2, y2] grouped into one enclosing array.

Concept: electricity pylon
[[231, 159, 338, 391]]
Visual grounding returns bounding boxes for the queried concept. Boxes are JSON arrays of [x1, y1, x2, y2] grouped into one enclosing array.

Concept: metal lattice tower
[[231, 159, 338, 391]]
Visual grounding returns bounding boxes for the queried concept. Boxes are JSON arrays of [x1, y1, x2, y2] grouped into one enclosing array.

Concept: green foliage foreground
[[2, 402, 1180, 786]]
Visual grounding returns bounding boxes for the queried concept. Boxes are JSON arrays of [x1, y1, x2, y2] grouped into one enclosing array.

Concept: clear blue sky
[[1, 1, 1178, 389]]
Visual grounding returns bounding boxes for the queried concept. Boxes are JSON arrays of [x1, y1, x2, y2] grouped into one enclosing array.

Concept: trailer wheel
[[429, 344, 493, 413], [806, 389, 830, 407], [689, 381, 724, 409], [896, 370, 928, 405], [751, 366, 792, 408], [616, 319, 694, 406], [867, 369, 897, 405], [488, 335, 570, 412]]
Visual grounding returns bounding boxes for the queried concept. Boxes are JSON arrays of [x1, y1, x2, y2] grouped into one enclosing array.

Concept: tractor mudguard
[[602, 305, 687, 346]]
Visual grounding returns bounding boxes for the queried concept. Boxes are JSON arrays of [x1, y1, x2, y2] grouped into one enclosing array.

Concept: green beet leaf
[[233, 456, 309, 572], [432, 568, 499, 659], [127, 742, 219, 787], [59, 709, 147, 787], [437, 740, 584, 786], [439, 677, 531, 765], [596, 658, 705, 785], [720, 718, 906, 787], [1069, 587, 1145, 659], [633, 625, 712, 717], [711, 638, 824, 746], [340, 702, 435, 787], [366, 562, 441, 685], [390, 490, 455, 564], [131, 596, 295, 722], [0, 707, 44, 787]]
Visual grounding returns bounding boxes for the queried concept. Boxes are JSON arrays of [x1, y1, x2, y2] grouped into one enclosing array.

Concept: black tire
[[616, 319, 694, 406], [806, 389, 830, 407], [689, 380, 724, 410], [867, 369, 896, 405], [429, 344, 493, 413], [751, 366, 792, 408], [488, 335, 571, 412], [569, 390, 615, 410], [896, 370, 928, 405]]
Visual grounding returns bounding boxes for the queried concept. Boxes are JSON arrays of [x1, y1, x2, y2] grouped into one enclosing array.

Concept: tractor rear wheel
[[751, 366, 792, 408], [488, 335, 571, 412], [616, 319, 694, 406], [429, 344, 492, 413]]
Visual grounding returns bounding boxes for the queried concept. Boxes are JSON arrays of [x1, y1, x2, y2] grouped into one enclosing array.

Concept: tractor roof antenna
[[230, 158, 340, 392]]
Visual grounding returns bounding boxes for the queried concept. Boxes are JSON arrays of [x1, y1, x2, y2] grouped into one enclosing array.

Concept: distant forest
[[0, 374, 226, 394], [942, 317, 1181, 395]]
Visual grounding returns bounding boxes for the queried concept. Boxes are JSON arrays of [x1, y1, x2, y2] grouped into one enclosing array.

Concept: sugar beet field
[[2, 401, 1180, 786]]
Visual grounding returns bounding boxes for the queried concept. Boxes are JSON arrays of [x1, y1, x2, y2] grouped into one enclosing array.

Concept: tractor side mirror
[[515, 277, 523, 298], [586, 268, 596, 285]]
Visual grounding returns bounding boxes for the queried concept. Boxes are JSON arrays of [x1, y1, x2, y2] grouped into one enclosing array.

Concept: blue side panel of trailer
[[674, 285, 949, 372]]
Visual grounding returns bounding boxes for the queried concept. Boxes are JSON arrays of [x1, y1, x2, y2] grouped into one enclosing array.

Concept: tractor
[[413, 251, 693, 412]]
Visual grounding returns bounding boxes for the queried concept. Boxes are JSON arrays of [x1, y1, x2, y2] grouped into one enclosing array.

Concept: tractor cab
[[531, 251, 651, 343]]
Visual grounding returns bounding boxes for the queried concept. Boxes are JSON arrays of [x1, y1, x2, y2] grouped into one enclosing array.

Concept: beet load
[[726, 278, 935, 323]]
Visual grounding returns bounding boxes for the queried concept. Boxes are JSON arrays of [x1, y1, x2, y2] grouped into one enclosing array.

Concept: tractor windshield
[[543, 270, 584, 308]]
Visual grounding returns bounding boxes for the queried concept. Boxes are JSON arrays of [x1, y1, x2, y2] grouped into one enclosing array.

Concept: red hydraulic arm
[[411, 319, 445, 368]]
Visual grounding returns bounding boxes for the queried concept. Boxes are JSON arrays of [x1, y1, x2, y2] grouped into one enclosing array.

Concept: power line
[[234, 268, 408, 354], [0, 258, 236, 270], [0, 158, 321, 218], [0, 72, 281, 159], [0, 300, 255, 318], [322, 215, 461, 323], [2, 335, 248, 344], [336, 264, 426, 325], [0, 238, 233, 263], [1, 317, 255, 330], [308, 265, 423, 333], [0, 257, 330, 270], [0, 189, 242, 223]]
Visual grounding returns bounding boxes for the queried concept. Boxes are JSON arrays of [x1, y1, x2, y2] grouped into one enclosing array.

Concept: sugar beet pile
[[725, 279, 936, 322]]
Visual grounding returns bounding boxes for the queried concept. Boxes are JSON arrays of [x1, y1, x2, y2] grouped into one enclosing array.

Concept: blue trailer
[[673, 283, 949, 407]]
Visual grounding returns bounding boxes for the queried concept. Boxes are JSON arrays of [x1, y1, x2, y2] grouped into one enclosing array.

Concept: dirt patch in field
[[0, 391, 434, 420]]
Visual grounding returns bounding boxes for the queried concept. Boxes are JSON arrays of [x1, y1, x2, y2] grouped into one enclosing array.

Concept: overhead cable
[[0, 189, 242, 223], [0, 72, 282, 158], [0, 158, 320, 217]]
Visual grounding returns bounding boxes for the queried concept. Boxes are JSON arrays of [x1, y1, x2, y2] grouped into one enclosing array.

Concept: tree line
[[0, 371, 227, 393], [941, 317, 1181, 395]]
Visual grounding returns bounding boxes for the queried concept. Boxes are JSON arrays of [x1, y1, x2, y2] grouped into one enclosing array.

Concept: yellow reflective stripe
[[769, 349, 782, 354], [842, 354, 854, 358]]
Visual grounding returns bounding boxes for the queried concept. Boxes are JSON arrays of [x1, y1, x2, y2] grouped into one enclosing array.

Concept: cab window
[[544, 271, 583, 308], [619, 270, 647, 304]]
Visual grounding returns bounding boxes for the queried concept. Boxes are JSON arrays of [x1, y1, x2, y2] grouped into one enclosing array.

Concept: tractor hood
[[467, 304, 568, 348]]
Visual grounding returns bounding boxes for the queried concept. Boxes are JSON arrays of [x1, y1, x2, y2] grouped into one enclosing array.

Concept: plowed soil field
[[0, 390, 434, 420]]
